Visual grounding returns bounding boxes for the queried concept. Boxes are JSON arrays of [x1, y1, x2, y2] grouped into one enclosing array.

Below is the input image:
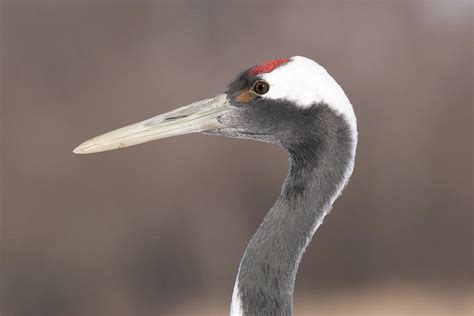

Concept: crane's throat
[[231, 105, 357, 316]]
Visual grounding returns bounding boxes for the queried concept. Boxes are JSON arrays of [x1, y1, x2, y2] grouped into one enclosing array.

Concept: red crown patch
[[247, 58, 290, 76]]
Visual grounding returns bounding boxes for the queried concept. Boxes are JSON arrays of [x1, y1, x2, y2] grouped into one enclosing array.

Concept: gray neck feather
[[231, 111, 356, 316]]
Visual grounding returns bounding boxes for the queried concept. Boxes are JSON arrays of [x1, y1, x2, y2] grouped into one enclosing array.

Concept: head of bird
[[74, 56, 356, 155]]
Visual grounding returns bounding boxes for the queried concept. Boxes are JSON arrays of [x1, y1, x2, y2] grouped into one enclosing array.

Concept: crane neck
[[230, 108, 357, 316]]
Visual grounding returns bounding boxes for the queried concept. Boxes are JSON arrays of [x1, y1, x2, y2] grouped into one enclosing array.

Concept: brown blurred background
[[1, 1, 472, 315]]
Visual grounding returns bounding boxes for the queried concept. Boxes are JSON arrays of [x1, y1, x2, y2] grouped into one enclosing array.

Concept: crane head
[[73, 56, 356, 154]]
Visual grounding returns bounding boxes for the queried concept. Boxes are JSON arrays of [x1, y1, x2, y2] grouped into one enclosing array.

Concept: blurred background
[[1, 1, 472, 315]]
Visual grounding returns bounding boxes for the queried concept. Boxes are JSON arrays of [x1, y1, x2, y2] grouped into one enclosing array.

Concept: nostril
[[164, 115, 188, 121]]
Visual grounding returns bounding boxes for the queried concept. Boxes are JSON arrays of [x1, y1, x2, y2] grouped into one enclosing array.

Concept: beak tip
[[73, 140, 95, 154], [73, 140, 119, 154], [73, 145, 86, 154]]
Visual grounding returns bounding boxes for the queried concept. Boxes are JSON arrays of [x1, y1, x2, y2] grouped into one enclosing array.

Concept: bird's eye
[[252, 80, 270, 95]]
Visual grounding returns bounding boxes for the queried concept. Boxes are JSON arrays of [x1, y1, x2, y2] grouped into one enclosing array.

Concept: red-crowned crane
[[74, 56, 358, 316]]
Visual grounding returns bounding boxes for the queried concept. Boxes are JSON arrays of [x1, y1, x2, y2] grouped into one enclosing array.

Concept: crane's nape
[[74, 56, 358, 316]]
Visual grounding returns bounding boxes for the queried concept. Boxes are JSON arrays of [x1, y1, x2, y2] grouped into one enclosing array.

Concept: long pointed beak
[[73, 94, 231, 154]]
